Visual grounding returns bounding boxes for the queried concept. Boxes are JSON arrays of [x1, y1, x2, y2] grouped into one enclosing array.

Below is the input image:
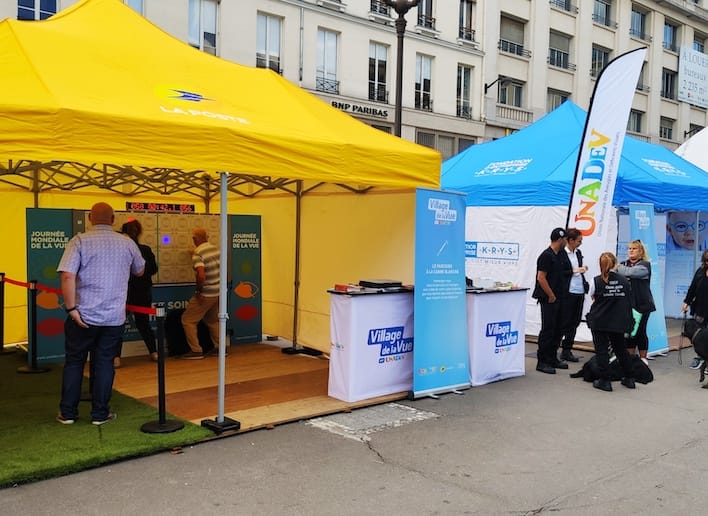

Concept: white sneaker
[[689, 357, 704, 370]]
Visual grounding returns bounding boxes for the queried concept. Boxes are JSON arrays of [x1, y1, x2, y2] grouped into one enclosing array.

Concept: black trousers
[[537, 300, 562, 364], [592, 329, 633, 381], [560, 293, 585, 351]]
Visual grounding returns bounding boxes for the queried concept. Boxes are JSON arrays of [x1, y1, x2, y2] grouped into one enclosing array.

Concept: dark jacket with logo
[[586, 271, 634, 334]]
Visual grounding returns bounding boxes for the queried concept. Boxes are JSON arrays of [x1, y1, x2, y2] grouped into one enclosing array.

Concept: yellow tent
[[0, 0, 439, 187], [0, 0, 440, 359]]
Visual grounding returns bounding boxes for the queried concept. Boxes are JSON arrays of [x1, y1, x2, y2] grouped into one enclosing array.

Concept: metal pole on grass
[[141, 303, 183, 433], [17, 280, 49, 373]]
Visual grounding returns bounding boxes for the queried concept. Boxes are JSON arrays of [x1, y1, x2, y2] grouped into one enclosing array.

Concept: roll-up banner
[[566, 47, 647, 273], [628, 203, 668, 355], [412, 188, 470, 398]]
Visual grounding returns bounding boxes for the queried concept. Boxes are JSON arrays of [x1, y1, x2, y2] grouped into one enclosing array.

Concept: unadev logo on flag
[[154, 85, 250, 124]]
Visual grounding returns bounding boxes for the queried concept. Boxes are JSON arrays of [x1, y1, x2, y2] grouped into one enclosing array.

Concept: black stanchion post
[[17, 280, 49, 374], [0, 273, 16, 355], [141, 302, 183, 434]]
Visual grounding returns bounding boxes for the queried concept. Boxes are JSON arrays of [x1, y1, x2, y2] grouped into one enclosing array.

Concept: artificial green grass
[[0, 351, 213, 488]]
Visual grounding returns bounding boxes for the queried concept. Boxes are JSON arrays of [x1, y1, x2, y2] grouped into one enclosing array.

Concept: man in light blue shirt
[[56, 202, 145, 425]]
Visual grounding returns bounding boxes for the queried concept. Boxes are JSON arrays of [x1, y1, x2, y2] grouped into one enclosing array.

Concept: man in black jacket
[[532, 227, 571, 374]]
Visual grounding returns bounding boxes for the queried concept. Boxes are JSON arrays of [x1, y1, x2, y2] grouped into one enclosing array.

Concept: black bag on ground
[[164, 309, 214, 356]]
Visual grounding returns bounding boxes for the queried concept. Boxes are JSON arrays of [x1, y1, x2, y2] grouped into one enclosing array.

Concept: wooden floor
[[112, 343, 406, 434]]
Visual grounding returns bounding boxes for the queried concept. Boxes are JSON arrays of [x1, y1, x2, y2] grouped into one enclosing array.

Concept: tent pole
[[282, 181, 321, 356], [201, 171, 240, 435]]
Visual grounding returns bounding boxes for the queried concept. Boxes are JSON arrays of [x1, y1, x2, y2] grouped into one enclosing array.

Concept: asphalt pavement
[[4, 327, 708, 515]]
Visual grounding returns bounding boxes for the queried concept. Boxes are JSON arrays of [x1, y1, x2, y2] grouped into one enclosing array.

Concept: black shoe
[[560, 350, 580, 363], [551, 359, 569, 370], [593, 379, 613, 392], [621, 377, 636, 389], [536, 362, 556, 374]]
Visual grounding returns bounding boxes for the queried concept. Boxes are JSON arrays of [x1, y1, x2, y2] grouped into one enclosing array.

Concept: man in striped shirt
[[179, 228, 222, 359]]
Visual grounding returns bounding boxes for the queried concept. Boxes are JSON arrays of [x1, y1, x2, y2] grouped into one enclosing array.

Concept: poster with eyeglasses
[[664, 211, 707, 317]]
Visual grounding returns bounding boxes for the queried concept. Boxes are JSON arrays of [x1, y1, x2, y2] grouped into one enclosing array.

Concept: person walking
[[585, 252, 636, 392], [532, 227, 570, 374], [114, 219, 159, 367], [56, 202, 145, 425], [179, 228, 222, 359], [681, 249, 708, 369], [558, 228, 588, 363], [617, 240, 656, 361]]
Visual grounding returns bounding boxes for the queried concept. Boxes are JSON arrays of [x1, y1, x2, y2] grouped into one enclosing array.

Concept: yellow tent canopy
[[0, 0, 440, 196]]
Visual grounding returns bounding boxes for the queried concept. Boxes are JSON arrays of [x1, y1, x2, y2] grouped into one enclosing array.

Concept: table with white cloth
[[327, 289, 414, 402], [467, 288, 527, 386]]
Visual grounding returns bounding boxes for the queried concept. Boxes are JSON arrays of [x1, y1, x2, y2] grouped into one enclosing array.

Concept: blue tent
[[441, 101, 708, 210]]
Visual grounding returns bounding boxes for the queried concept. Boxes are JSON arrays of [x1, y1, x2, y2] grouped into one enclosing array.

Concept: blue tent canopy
[[441, 101, 708, 210]]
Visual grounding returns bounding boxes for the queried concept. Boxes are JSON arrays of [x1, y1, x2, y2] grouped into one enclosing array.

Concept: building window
[[628, 109, 643, 133], [189, 0, 217, 55], [662, 68, 677, 100], [417, 0, 435, 30], [499, 80, 523, 108], [592, 0, 613, 27], [457, 64, 472, 119], [694, 36, 705, 53], [459, 0, 475, 42], [550, 0, 576, 14], [547, 89, 569, 112], [124, 0, 142, 13], [499, 16, 529, 57], [663, 21, 678, 52], [630, 7, 649, 41], [415, 54, 433, 111], [660, 117, 675, 140], [256, 13, 282, 73], [370, 1, 390, 17], [687, 123, 704, 138], [317, 29, 339, 94], [369, 42, 388, 103], [548, 32, 573, 70], [591, 46, 610, 78], [416, 131, 473, 160], [636, 62, 650, 92], [17, 0, 56, 20]]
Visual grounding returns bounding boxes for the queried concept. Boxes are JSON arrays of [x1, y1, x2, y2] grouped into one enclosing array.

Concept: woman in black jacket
[[115, 219, 159, 366], [682, 249, 708, 369], [617, 240, 656, 361], [586, 252, 636, 392]]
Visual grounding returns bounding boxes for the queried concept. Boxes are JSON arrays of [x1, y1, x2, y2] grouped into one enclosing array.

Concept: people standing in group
[[179, 228, 223, 359], [558, 228, 588, 363], [681, 249, 708, 369], [585, 252, 636, 392], [56, 202, 145, 425], [532, 227, 571, 374], [114, 219, 159, 367], [617, 240, 656, 361]]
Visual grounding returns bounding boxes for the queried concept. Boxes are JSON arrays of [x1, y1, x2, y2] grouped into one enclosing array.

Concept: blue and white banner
[[567, 47, 647, 276], [412, 188, 469, 398], [628, 203, 668, 355]]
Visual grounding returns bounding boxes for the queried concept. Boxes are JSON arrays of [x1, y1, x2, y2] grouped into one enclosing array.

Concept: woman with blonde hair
[[585, 252, 636, 392], [617, 240, 656, 361]]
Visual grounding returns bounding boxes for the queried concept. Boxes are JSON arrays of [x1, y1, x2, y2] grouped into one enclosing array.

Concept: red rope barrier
[[3, 275, 158, 316]]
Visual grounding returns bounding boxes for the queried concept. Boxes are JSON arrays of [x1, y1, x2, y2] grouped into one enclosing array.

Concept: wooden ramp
[[112, 343, 406, 434]]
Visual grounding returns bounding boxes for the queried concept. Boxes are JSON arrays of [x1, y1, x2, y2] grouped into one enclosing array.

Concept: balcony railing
[[256, 54, 281, 74], [629, 28, 652, 42], [549, 0, 578, 13], [499, 39, 531, 58], [592, 13, 618, 28], [548, 48, 576, 70], [457, 103, 473, 119], [316, 76, 340, 95], [459, 26, 476, 42], [663, 40, 678, 52], [496, 104, 533, 123], [368, 82, 389, 103], [627, 131, 650, 142], [417, 13, 435, 30], [415, 93, 433, 112], [636, 83, 651, 93], [369, 0, 390, 16], [661, 89, 677, 100]]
